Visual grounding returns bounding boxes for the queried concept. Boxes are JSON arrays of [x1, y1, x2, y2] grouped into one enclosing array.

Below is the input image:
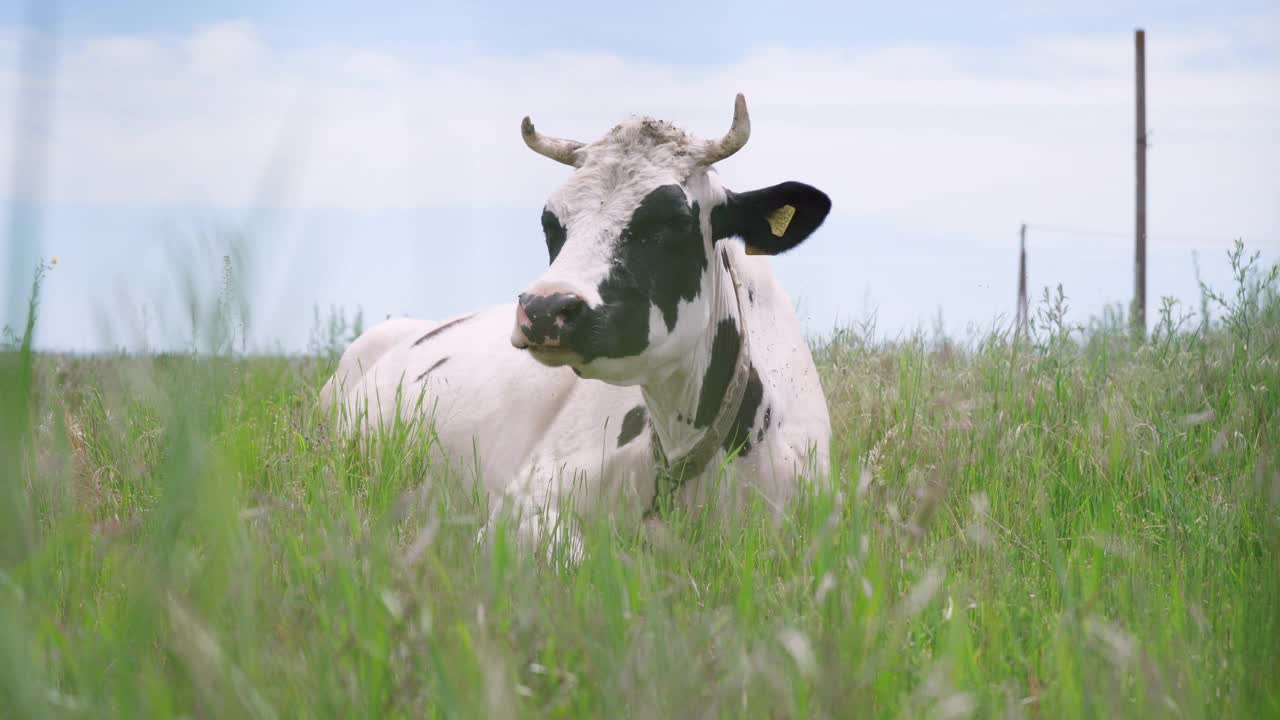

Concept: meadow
[[0, 241, 1277, 719]]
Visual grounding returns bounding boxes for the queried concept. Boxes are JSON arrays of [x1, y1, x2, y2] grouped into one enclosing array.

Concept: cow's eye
[[542, 209, 567, 262]]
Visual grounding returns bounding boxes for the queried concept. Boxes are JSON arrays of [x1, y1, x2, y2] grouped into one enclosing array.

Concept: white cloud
[[1, 20, 1276, 250], [183, 20, 264, 76]]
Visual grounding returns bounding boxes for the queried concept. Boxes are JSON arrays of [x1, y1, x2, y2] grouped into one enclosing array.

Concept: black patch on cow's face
[[414, 356, 449, 383], [711, 181, 831, 256], [542, 208, 567, 263], [412, 314, 474, 347], [757, 405, 772, 443], [694, 318, 741, 428], [723, 367, 764, 457], [617, 405, 647, 448], [559, 184, 707, 363]]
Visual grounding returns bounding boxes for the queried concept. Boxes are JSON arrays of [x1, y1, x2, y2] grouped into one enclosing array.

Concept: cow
[[320, 94, 832, 559]]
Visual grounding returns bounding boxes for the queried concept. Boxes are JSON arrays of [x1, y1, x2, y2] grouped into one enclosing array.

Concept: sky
[[1, 0, 1277, 353]]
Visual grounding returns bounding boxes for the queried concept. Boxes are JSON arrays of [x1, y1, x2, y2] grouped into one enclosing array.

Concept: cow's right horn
[[521, 116, 583, 167]]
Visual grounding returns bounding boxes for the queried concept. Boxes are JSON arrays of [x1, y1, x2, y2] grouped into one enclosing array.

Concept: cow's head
[[511, 95, 830, 385]]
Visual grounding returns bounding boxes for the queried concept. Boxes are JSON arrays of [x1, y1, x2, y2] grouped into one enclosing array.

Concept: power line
[[1024, 222, 1247, 246], [1027, 224, 1130, 240]]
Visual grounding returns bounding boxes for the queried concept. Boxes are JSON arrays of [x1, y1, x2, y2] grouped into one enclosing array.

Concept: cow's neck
[[640, 244, 757, 488]]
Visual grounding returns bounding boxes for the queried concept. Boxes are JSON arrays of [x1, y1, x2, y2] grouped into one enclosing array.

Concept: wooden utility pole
[[1016, 223, 1028, 338], [1134, 28, 1148, 338]]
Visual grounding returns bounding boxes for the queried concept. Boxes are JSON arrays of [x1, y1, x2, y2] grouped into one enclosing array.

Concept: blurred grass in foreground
[[0, 241, 1277, 719]]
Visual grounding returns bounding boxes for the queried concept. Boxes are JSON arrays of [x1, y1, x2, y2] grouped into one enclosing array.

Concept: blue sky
[[6, 1, 1277, 61], [2, 1, 1277, 352]]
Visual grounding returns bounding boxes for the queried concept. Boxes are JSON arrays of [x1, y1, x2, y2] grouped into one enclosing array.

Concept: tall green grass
[[1, 242, 1277, 718]]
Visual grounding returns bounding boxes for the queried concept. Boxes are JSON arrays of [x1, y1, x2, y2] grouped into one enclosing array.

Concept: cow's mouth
[[525, 345, 581, 368], [512, 313, 584, 368]]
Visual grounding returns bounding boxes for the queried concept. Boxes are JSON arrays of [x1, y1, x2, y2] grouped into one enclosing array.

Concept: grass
[[1, 242, 1277, 719]]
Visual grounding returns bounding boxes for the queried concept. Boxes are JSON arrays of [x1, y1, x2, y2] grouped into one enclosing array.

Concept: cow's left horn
[[521, 116, 583, 167], [700, 93, 751, 166]]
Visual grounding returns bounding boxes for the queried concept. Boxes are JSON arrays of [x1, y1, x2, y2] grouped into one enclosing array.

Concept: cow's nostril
[[555, 295, 585, 323]]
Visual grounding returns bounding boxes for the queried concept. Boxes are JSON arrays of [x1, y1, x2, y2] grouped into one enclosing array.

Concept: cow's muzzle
[[511, 292, 585, 359]]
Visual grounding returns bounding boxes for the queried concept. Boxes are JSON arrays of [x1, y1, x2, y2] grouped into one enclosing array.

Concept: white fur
[[319, 316, 436, 413]]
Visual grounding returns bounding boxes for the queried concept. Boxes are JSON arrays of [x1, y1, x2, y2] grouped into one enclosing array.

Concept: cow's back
[[320, 316, 437, 414]]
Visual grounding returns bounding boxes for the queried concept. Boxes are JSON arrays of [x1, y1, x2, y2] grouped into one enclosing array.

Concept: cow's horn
[[521, 116, 583, 167], [700, 93, 751, 166]]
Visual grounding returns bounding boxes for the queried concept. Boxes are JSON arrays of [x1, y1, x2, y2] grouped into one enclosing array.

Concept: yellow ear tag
[[766, 204, 797, 237], [744, 245, 767, 255]]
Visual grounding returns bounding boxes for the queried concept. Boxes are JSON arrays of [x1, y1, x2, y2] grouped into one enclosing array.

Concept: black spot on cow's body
[[694, 318, 742, 428], [562, 185, 707, 363], [412, 314, 474, 347], [723, 366, 764, 457], [542, 208, 567, 262], [414, 356, 449, 383], [758, 405, 772, 443], [617, 405, 648, 447], [748, 286, 755, 304], [720, 248, 730, 270]]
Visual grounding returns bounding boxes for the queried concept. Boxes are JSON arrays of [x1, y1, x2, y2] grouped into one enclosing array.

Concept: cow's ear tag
[[744, 245, 768, 255], [766, 204, 796, 237]]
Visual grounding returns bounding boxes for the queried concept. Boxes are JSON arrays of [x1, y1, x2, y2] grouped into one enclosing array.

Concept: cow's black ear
[[710, 182, 831, 255]]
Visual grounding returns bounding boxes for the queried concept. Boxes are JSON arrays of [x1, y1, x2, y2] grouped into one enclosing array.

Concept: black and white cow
[[321, 95, 832, 555]]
